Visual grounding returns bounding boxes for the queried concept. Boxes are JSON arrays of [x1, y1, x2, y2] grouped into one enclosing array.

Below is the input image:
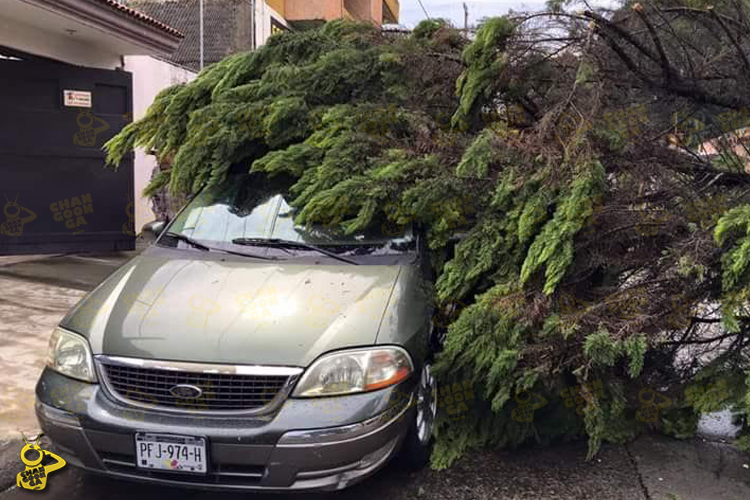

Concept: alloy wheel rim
[[415, 364, 437, 445]]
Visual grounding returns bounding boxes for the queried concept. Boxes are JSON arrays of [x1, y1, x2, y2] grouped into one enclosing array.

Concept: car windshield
[[160, 174, 414, 256]]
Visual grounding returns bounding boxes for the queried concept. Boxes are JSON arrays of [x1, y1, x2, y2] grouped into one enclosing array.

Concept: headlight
[[292, 347, 413, 397], [46, 327, 97, 382]]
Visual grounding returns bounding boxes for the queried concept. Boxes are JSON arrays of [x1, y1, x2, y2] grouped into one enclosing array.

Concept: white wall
[[123, 56, 197, 231], [255, 2, 289, 48]]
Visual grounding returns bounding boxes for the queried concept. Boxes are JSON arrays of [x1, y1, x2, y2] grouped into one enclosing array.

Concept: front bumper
[[35, 368, 415, 491]]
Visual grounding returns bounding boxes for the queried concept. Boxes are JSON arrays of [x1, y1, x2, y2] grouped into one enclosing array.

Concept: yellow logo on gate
[[50, 193, 93, 232], [1, 193, 36, 236], [73, 111, 110, 147]]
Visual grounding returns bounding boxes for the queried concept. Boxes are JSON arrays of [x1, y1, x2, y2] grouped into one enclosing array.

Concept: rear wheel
[[398, 363, 437, 469]]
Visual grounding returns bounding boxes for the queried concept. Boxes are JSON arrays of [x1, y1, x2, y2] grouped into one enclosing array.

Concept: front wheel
[[397, 363, 437, 470]]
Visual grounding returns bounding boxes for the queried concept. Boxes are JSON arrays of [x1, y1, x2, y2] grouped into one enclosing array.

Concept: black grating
[[101, 363, 289, 411]]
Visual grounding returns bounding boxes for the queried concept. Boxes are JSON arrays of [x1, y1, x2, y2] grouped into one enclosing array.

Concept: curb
[[0, 255, 62, 268], [0, 437, 23, 493]]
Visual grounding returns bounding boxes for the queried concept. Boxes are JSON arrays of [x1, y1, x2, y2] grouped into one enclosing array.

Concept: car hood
[[61, 248, 402, 367]]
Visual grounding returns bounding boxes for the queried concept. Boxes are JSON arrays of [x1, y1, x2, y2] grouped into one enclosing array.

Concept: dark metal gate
[[0, 49, 135, 255]]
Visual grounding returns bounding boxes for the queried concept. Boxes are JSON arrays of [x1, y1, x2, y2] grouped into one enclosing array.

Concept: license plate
[[135, 433, 207, 474]]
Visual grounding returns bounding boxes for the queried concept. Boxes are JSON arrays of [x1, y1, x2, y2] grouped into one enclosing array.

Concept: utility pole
[[199, 0, 204, 70], [463, 2, 469, 36], [250, 0, 256, 50]]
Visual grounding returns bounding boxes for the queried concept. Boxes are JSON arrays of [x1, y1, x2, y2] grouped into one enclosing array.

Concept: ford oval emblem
[[169, 384, 203, 399]]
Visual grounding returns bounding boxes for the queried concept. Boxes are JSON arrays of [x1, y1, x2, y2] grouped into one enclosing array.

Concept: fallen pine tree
[[106, 1, 750, 468]]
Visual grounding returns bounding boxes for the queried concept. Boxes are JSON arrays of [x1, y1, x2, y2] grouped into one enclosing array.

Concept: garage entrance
[[0, 48, 134, 255]]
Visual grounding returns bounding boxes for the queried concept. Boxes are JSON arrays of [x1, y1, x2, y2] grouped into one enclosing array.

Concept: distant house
[[127, 0, 400, 71], [699, 127, 750, 156], [0, 0, 189, 255], [696, 127, 750, 172]]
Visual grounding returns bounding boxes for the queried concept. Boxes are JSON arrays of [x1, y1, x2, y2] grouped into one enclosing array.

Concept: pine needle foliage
[[107, 3, 750, 468]]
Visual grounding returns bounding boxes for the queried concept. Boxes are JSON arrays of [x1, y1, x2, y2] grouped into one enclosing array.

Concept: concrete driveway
[[0, 250, 749, 500]]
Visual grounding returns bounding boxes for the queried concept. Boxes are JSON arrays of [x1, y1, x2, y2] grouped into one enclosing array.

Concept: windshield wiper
[[165, 232, 277, 260], [231, 238, 359, 265], [164, 231, 210, 251]]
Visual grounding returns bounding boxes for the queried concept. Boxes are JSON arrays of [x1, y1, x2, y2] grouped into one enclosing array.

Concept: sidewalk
[[0, 249, 748, 499], [0, 250, 140, 469]]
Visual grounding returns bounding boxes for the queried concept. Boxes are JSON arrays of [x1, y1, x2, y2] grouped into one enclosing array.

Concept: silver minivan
[[36, 175, 440, 491]]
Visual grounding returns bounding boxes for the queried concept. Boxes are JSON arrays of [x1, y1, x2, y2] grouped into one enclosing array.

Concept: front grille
[[100, 362, 290, 412]]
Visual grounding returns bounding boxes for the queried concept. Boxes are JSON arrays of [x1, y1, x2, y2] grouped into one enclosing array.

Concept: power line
[[416, 0, 431, 20]]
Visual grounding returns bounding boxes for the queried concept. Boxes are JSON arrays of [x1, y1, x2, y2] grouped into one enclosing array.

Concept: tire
[[397, 363, 437, 470]]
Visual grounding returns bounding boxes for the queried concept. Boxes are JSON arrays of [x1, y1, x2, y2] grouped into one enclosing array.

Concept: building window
[[271, 18, 286, 36]]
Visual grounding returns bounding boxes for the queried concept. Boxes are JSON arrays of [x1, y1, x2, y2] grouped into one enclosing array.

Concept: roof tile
[[93, 0, 184, 37]]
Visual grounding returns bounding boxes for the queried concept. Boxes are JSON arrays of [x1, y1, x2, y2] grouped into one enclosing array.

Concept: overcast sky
[[398, 0, 620, 28], [399, 0, 548, 28]]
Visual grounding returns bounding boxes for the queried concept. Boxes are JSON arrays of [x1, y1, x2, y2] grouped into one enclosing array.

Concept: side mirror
[[141, 219, 167, 243]]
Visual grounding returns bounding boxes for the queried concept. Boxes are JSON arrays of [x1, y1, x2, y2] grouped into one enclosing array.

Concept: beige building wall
[[284, 0, 345, 22]]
